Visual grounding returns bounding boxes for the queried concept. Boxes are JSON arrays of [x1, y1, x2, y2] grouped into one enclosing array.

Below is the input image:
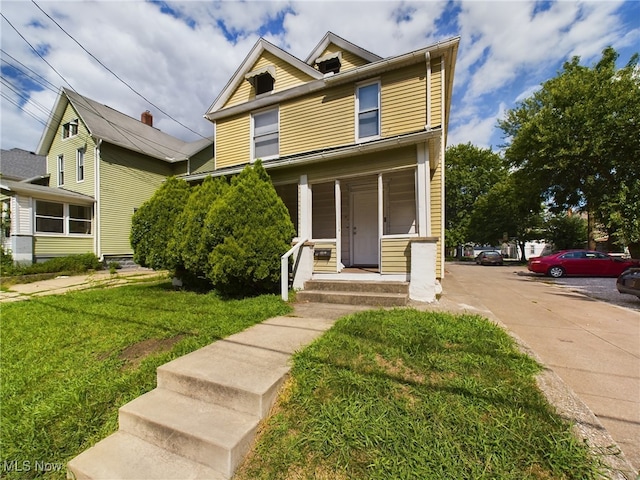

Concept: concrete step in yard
[[67, 315, 335, 480], [297, 279, 409, 307]]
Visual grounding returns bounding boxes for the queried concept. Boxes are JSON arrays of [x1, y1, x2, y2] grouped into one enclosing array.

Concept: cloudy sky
[[1, 0, 638, 154]]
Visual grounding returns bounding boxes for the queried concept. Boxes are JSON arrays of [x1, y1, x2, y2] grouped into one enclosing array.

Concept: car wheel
[[548, 266, 565, 278]]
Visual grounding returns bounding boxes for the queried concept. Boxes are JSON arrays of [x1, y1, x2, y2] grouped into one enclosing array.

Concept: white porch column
[[299, 174, 311, 239], [378, 173, 383, 266], [335, 179, 341, 272], [416, 143, 431, 237]]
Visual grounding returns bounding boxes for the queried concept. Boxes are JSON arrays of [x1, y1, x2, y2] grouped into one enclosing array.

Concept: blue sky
[[1, 0, 639, 153]]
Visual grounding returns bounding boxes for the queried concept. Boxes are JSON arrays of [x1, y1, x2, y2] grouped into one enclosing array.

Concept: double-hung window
[[252, 108, 279, 160], [356, 81, 380, 141], [57, 155, 64, 186], [76, 148, 85, 182]]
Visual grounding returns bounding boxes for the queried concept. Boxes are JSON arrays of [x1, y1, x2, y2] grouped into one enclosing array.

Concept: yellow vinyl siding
[[48, 104, 96, 197], [224, 51, 316, 109], [280, 83, 354, 156], [313, 242, 337, 272], [381, 63, 426, 137], [381, 238, 411, 274], [318, 44, 371, 71], [215, 115, 251, 169], [34, 236, 93, 256], [99, 144, 173, 256], [430, 56, 443, 127]]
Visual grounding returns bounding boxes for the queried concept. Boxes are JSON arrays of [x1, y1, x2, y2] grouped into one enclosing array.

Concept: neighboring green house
[[187, 32, 460, 301], [2, 87, 213, 264]]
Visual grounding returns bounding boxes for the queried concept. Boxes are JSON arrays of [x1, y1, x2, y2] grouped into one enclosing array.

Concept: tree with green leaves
[[204, 161, 296, 296], [130, 176, 191, 272], [499, 46, 640, 256], [544, 213, 588, 251], [467, 174, 544, 260], [445, 143, 508, 253]]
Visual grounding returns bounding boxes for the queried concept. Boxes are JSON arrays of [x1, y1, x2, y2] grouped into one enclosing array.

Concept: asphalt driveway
[[435, 262, 639, 479]]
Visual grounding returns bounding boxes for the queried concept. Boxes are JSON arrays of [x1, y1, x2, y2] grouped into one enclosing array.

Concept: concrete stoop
[[66, 316, 336, 480], [296, 279, 409, 307]]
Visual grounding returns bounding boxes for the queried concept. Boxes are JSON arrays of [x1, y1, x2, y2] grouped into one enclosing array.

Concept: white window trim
[[355, 79, 381, 143], [34, 201, 93, 237], [76, 148, 85, 183], [57, 154, 64, 186], [251, 106, 280, 162]]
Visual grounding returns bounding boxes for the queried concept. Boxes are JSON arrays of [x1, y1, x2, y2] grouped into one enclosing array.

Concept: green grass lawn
[[0, 281, 291, 479], [235, 309, 605, 480]]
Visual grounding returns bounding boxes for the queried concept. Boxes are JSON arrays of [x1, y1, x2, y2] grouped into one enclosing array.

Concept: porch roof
[[1, 178, 95, 205], [181, 128, 441, 183]]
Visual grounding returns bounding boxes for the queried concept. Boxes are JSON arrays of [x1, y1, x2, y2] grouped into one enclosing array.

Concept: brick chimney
[[141, 110, 153, 127]]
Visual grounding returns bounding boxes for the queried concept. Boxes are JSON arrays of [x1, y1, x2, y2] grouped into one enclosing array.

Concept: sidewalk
[[0, 268, 166, 302]]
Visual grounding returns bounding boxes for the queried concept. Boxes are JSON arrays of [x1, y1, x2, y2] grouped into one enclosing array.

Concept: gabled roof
[[36, 88, 213, 163], [205, 35, 460, 124], [206, 38, 324, 115], [305, 31, 382, 65]]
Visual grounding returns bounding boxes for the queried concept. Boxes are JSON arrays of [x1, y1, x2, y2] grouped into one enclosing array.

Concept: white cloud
[[1, 0, 637, 152]]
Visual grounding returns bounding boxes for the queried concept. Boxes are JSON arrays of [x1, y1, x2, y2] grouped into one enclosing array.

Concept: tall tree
[[499, 47, 640, 256], [467, 174, 544, 260], [445, 143, 507, 252]]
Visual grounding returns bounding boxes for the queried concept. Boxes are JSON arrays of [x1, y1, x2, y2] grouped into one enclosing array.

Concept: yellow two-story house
[[188, 32, 459, 301]]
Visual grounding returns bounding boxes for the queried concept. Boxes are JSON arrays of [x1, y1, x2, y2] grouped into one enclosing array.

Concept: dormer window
[[245, 66, 276, 95], [315, 51, 342, 75], [62, 119, 79, 139]]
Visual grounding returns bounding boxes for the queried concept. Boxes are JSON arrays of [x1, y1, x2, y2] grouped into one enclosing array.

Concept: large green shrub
[[204, 161, 295, 296], [169, 176, 228, 283], [130, 177, 191, 272]]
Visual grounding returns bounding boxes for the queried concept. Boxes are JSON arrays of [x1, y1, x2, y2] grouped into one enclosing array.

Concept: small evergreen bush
[[204, 162, 295, 296], [169, 176, 228, 285], [130, 177, 191, 272]]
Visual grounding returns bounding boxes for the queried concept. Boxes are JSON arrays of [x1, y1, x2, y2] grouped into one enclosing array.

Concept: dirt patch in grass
[[119, 335, 185, 369]]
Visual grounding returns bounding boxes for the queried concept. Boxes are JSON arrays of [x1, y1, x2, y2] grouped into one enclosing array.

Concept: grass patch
[[0, 281, 290, 479], [236, 309, 605, 480]]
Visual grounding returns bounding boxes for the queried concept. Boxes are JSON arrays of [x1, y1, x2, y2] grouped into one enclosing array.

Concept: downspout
[[425, 51, 431, 129], [95, 139, 102, 261]]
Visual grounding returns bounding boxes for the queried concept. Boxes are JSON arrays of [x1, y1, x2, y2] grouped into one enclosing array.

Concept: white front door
[[352, 190, 378, 266]]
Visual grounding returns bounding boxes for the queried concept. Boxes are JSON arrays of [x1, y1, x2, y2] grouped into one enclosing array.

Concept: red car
[[528, 250, 640, 278]]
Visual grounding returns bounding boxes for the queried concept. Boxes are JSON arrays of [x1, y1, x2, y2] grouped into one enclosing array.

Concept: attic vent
[[245, 65, 276, 95], [316, 51, 342, 75]]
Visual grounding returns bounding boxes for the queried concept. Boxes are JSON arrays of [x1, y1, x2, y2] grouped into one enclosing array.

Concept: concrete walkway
[[429, 262, 639, 479], [0, 267, 165, 302]]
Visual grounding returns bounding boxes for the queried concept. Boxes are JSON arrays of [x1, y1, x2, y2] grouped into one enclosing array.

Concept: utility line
[[1, 48, 59, 93], [1, 10, 208, 160], [31, 0, 209, 141]]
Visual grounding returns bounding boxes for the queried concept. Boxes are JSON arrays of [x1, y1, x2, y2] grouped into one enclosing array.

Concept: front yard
[[1, 282, 604, 479], [0, 281, 290, 479]]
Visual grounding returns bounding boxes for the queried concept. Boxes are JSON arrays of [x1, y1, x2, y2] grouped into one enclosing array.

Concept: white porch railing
[[281, 237, 308, 301]]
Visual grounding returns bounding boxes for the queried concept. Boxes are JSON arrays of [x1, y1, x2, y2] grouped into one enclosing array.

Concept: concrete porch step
[[66, 431, 225, 480], [297, 280, 409, 306], [297, 290, 408, 307], [119, 388, 259, 477], [303, 279, 409, 294]]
